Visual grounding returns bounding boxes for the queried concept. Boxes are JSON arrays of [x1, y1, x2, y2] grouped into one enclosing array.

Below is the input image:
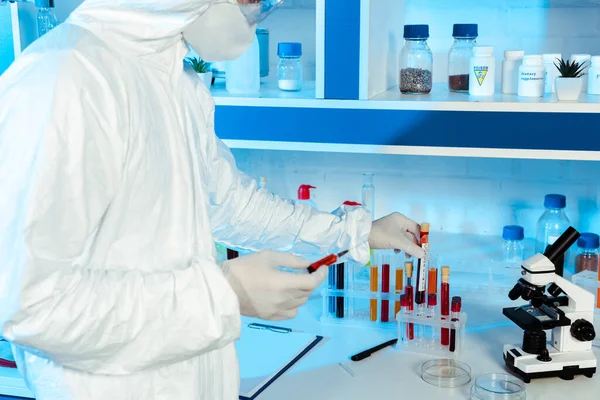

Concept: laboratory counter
[[1, 233, 599, 399], [247, 292, 600, 400]]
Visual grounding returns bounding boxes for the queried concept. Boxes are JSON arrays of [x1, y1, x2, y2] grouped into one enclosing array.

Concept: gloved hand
[[368, 212, 425, 258], [222, 250, 328, 320]]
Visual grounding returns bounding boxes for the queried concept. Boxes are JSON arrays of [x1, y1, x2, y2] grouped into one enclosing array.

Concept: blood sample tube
[[336, 263, 345, 319], [450, 296, 462, 352], [427, 293, 437, 345], [415, 223, 430, 305], [405, 260, 413, 287], [428, 267, 438, 295], [441, 266, 450, 346], [395, 267, 404, 316], [405, 285, 414, 340], [381, 263, 390, 322], [400, 295, 410, 343], [370, 265, 378, 322]]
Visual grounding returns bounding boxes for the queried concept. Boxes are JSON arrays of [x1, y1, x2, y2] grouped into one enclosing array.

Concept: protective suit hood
[[67, 0, 215, 54]]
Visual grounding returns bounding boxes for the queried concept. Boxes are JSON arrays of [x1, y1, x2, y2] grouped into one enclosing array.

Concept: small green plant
[[186, 57, 210, 74], [554, 58, 587, 78]]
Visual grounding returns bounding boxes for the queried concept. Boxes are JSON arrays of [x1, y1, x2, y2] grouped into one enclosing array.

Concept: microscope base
[[504, 345, 596, 383]]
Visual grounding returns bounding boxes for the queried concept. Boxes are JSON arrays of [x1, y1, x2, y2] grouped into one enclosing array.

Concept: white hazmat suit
[[0, 0, 424, 398]]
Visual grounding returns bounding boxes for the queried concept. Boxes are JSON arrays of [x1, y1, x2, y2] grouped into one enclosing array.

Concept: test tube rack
[[396, 307, 468, 358], [321, 252, 404, 329], [320, 288, 401, 329]]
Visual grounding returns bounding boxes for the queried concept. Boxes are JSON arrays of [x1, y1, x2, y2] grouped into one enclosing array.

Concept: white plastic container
[[542, 53, 561, 94], [225, 34, 260, 94], [501, 50, 524, 94], [469, 46, 495, 96], [588, 56, 600, 95], [518, 55, 545, 98], [571, 54, 591, 92]]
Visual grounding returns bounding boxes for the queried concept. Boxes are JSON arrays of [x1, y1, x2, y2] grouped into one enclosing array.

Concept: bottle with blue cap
[[575, 233, 599, 274], [399, 24, 433, 94], [277, 42, 303, 91], [502, 225, 525, 266], [448, 24, 478, 92], [535, 194, 571, 254]]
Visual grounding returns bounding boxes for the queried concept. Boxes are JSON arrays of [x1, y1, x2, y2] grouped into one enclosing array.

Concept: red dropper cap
[[451, 296, 462, 312], [343, 201, 362, 206], [400, 294, 409, 307], [428, 293, 437, 306], [298, 185, 316, 200]]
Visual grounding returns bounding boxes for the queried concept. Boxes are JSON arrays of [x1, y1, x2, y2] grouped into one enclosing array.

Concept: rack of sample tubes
[[320, 251, 407, 329], [396, 264, 468, 358]]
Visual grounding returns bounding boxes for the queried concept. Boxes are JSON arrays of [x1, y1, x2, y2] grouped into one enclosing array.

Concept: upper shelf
[[370, 84, 600, 113], [213, 81, 600, 114]]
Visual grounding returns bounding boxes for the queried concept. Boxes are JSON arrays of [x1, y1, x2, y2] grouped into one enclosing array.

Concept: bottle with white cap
[[469, 46, 495, 96], [501, 50, 524, 94], [518, 55, 545, 98], [588, 56, 600, 95], [542, 54, 561, 93], [571, 54, 591, 92]]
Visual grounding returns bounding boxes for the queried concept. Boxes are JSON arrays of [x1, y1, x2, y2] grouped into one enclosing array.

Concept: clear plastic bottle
[[399, 25, 433, 94], [448, 24, 478, 92], [361, 173, 375, 220], [575, 233, 599, 273], [225, 34, 260, 94], [535, 194, 570, 254], [502, 225, 525, 268], [35, 0, 58, 37], [277, 42, 303, 92]]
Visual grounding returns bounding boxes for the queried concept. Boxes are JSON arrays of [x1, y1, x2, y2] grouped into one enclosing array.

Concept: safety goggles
[[237, 0, 285, 24]]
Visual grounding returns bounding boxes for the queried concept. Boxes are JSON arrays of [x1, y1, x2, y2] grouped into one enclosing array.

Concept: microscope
[[503, 226, 597, 383]]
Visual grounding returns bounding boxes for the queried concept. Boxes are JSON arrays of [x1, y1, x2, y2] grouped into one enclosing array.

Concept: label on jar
[[474, 66, 489, 86]]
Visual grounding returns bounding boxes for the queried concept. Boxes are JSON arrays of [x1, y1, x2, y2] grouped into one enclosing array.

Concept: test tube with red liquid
[[441, 266, 450, 346]]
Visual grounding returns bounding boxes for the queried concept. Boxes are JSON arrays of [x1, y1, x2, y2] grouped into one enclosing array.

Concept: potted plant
[[186, 57, 212, 88], [554, 58, 587, 101]]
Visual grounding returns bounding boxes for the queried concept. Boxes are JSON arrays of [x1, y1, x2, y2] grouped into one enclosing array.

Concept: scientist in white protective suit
[[0, 0, 425, 398]]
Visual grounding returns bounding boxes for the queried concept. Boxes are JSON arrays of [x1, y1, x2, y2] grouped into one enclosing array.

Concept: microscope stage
[[503, 345, 596, 383]]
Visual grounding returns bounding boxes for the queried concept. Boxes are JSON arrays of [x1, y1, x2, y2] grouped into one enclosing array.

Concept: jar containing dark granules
[[399, 24, 433, 94], [448, 24, 478, 92], [575, 233, 599, 273]]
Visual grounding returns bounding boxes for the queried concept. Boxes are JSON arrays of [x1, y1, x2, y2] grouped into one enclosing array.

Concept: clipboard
[[237, 322, 323, 400]]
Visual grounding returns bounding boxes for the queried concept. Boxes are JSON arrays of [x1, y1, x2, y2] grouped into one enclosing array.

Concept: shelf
[[370, 84, 600, 113], [211, 80, 317, 106]]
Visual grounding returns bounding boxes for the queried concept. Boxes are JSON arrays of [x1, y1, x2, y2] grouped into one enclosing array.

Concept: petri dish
[[421, 358, 472, 388], [470, 373, 526, 399]]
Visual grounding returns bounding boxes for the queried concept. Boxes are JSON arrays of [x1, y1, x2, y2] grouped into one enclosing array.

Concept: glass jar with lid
[[575, 233, 599, 273], [277, 42, 303, 92], [448, 23, 478, 92], [399, 24, 433, 94]]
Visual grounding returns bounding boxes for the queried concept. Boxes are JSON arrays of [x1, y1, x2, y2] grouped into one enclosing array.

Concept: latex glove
[[222, 250, 328, 320], [368, 212, 425, 258]]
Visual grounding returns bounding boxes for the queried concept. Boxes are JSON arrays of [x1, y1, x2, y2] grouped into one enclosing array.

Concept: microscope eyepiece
[[508, 283, 522, 301]]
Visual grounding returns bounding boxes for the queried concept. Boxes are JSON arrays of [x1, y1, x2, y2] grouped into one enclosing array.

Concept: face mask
[[183, 2, 257, 62]]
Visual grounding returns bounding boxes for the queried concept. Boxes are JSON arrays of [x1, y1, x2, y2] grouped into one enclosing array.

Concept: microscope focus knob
[[571, 319, 596, 342]]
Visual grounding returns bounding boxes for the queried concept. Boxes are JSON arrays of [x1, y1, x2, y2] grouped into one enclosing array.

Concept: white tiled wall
[[231, 148, 600, 239], [403, 0, 600, 83]]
